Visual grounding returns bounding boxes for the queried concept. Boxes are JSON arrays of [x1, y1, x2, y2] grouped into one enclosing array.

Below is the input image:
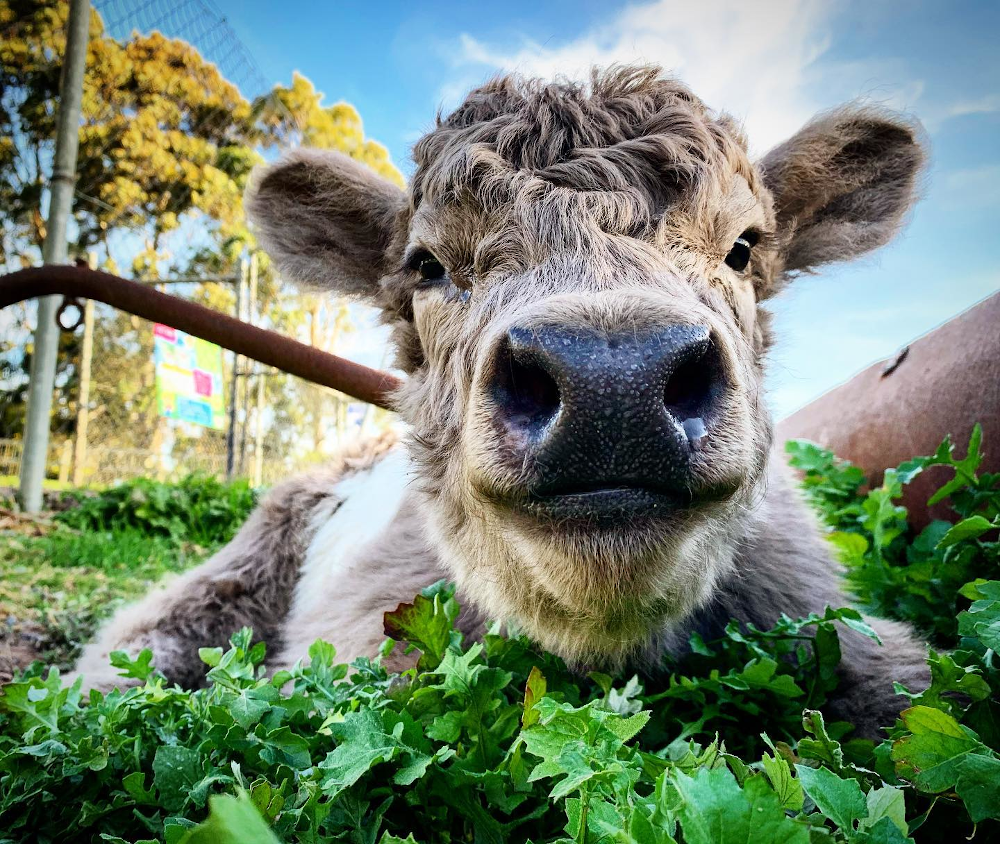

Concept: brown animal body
[[72, 67, 930, 737]]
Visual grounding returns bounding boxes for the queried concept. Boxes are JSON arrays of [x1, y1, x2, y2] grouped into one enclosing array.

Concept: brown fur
[[73, 66, 928, 737]]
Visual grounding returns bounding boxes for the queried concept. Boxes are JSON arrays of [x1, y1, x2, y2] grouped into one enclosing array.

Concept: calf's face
[[247, 67, 923, 665]]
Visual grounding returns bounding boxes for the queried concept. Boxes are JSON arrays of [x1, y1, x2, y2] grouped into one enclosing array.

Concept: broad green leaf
[[937, 515, 994, 548], [761, 752, 804, 811], [958, 596, 1000, 651], [954, 753, 1000, 822], [227, 685, 278, 729], [855, 815, 914, 843], [380, 834, 420, 844], [0, 673, 63, 733], [110, 648, 156, 681], [795, 764, 867, 833], [606, 711, 651, 744], [671, 766, 809, 844], [896, 650, 990, 715], [860, 786, 907, 834], [383, 586, 460, 670], [122, 771, 157, 805], [523, 666, 547, 728], [178, 791, 280, 844], [153, 746, 202, 812], [891, 706, 987, 792], [319, 709, 402, 798]]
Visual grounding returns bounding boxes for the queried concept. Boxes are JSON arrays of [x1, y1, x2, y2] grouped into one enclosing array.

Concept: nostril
[[662, 341, 722, 421], [492, 346, 561, 435]]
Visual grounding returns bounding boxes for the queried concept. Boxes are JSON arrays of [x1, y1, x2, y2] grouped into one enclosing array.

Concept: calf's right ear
[[244, 149, 407, 300]]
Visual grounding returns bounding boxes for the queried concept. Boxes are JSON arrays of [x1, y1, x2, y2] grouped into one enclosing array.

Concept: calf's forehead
[[403, 70, 771, 264]]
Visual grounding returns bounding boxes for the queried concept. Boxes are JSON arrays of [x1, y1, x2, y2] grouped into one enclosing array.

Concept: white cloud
[[946, 94, 1000, 119], [916, 90, 998, 132], [443, 0, 837, 154]]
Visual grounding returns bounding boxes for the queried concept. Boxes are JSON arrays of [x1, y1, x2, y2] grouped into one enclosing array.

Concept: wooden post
[[57, 439, 72, 486], [252, 370, 266, 487], [70, 252, 97, 487], [238, 253, 258, 476]]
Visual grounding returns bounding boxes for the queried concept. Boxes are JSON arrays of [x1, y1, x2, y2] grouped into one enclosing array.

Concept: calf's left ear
[[760, 106, 926, 287], [244, 148, 407, 301]]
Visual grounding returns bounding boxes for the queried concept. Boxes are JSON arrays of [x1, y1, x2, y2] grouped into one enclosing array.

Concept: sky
[[202, 0, 998, 418]]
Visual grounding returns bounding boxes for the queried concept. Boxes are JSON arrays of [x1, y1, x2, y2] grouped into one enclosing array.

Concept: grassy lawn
[[0, 475, 76, 491], [0, 473, 255, 677], [0, 527, 212, 672]]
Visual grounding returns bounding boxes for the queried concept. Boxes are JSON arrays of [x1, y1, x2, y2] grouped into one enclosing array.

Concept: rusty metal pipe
[[0, 265, 402, 410]]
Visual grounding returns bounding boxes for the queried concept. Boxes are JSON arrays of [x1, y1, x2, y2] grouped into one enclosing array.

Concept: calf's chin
[[420, 470, 761, 667]]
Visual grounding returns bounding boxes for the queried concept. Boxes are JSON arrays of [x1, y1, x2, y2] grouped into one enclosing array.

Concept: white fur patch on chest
[[291, 448, 412, 618]]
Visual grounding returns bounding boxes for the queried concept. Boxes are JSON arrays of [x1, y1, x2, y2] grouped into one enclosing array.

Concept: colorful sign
[[153, 324, 226, 430]]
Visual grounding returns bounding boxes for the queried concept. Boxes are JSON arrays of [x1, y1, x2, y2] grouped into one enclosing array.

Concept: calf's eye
[[724, 233, 755, 272], [417, 255, 446, 282]]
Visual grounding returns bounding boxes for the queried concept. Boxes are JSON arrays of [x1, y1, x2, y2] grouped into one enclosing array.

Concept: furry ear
[[245, 149, 407, 299], [760, 106, 926, 283]]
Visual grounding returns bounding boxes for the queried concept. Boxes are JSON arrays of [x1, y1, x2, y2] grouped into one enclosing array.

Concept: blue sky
[[206, 0, 998, 418]]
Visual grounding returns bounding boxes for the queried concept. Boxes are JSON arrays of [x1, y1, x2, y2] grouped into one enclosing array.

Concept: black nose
[[490, 324, 722, 503]]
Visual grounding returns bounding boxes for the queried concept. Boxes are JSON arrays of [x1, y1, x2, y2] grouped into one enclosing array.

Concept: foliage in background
[[787, 425, 999, 644], [0, 0, 402, 273], [0, 434, 998, 843], [55, 473, 257, 548]]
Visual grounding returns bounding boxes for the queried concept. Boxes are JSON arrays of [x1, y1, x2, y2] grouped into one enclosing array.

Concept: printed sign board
[[153, 323, 226, 430]]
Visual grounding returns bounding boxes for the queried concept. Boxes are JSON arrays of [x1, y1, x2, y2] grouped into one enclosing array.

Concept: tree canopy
[[0, 0, 403, 273]]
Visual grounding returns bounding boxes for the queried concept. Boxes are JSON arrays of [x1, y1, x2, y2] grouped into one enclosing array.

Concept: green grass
[[0, 435, 997, 844], [0, 474, 256, 669], [0, 475, 75, 491], [0, 529, 211, 669]]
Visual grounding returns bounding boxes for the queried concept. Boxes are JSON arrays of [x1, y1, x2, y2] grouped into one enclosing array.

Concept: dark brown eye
[[724, 233, 756, 272], [417, 254, 446, 282]]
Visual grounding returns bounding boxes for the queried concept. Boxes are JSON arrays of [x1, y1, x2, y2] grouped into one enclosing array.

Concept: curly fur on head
[[411, 66, 759, 221]]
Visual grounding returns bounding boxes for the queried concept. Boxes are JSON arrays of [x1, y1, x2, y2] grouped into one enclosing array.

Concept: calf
[[73, 66, 930, 737]]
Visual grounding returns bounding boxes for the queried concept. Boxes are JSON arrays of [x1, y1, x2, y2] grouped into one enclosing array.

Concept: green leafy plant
[[787, 425, 999, 644], [0, 433, 997, 843], [55, 474, 258, 549]]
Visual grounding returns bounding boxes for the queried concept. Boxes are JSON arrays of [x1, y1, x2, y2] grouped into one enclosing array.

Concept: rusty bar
[[0, 265, 402, 410]]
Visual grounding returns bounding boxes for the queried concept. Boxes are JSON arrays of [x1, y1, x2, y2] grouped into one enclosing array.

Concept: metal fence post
[[225, 257, 247, 479], [18, 0, 91, 511], [72, 295, 95, 487]]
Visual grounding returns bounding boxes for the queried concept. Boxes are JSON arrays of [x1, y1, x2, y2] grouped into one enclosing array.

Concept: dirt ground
[[0, 623, 44, 683]]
